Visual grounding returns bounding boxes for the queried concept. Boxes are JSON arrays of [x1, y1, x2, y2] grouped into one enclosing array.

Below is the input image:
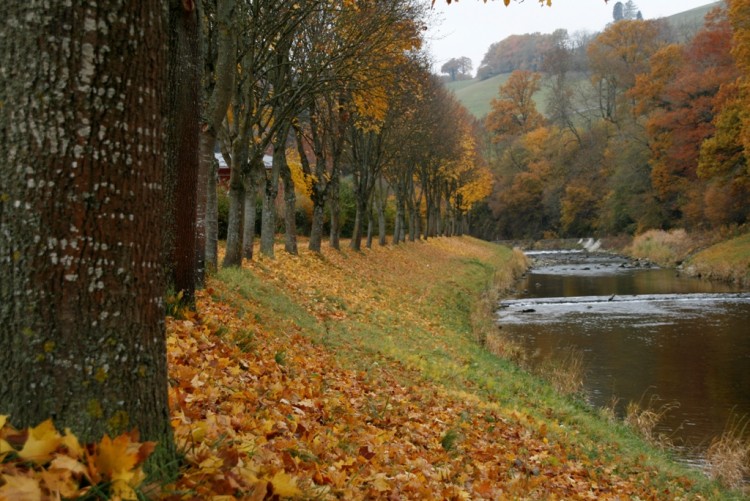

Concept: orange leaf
[[137, 441, 157, 464], [40, 468, 80, 499]]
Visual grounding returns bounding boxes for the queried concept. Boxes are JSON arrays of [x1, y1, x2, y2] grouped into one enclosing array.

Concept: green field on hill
[[445, 2, 720, 119]]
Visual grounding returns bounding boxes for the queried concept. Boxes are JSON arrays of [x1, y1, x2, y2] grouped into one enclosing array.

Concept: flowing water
[[497, 250, 750, 465]]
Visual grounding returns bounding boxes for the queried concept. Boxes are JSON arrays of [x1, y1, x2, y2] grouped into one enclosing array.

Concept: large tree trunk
[[201, 0, 235, 274], [281, 161, 298, 255], [0, 0, 175, 462], [223, 167, 244, 267], [260, 147, 283, 258], [168, 0, 201, 302], [203, 138, 219, 274], [350, 198, 366, 251], [309, 200, 325, 252], [329, 170, 341, 250], [393, 196, 405, 245], [242, 162, 263, 259], [222, 135, 248, 267], [366, 204, 374, 249], [242, 172, 257, 261], [377, 186, 387, 246]]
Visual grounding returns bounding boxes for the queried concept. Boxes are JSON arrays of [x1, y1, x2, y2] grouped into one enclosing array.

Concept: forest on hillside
[[472, 1, 750, 240]]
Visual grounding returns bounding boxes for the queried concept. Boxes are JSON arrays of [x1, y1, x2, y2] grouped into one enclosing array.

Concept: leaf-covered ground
[[164, 237, 725, 500]]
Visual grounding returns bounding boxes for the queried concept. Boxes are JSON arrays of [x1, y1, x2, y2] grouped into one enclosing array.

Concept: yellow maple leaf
[[0, 415, 7, 429], [190, 420, 208, 442], [61, 428, 83, 458], [371, 473, 390, 492], [94, 434, 138, 479], [18, 419, 62, 464], [270, 470, 302, 498], [0, 474, 42, 501]]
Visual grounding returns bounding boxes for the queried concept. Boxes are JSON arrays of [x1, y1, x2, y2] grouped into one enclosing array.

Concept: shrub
[[627, 229, 693, 266]]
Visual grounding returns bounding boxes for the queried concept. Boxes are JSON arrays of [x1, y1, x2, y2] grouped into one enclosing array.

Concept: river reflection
[[498, 251, 750, 464]]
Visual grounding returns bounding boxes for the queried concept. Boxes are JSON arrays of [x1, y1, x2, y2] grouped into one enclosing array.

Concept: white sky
[[425, 0, 719, 75]]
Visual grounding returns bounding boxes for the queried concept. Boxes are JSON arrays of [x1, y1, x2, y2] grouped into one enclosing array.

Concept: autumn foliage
[[483, 3, 750, 238], [0, 417, 154, 500]]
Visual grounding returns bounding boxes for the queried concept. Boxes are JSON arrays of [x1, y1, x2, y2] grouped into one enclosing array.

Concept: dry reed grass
[[628, 229, 693, 266], [624, 394, 679, 447], [705, 417, 750, 490], [537, 347, 585, 397]]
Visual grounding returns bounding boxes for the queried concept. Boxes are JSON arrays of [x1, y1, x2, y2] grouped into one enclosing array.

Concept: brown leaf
[[0, 474, 42, 501]]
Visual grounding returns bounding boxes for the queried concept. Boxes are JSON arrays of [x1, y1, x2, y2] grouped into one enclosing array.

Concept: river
[[497, 249, 750, 466]]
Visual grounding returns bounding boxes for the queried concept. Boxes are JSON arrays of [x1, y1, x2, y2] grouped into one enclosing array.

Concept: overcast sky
[[425, 0, 719, 76]]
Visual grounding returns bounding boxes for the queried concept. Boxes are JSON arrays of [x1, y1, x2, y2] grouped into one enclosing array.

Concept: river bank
[[163, 236, 739, 498], [620, 229, 750, 288]]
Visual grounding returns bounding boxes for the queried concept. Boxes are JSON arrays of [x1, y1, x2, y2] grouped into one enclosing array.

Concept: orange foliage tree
[[588, 19, 668, 124], [693, 0, 750, 226], [485, 70, 545, 142], [633, 6, 740, 226]]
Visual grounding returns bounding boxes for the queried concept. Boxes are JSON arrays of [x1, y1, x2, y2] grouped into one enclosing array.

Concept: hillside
[[665, 1, 722, 38], [447, 72, 580, 119], [158, 237, 731, 498], [445, 74, 510, 118], [447, 2, 720, 119]]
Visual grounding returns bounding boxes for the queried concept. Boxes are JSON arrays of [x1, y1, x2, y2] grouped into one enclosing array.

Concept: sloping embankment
[[165, 236, 730, 498]]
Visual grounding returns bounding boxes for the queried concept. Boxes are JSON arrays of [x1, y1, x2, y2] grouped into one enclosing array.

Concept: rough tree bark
[[281, 159, 299, 255], [202, 0, 235, 274], [222, 141, 246, 267], [329, 169, 341, 250], [242, 164, 258, 261], [260, 127, 291, 258], [168, 0, 201, 302], [376, 177, 388, 246], [0, 0, 175, 461]]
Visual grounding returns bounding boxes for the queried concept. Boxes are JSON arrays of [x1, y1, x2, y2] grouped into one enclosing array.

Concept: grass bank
[[684, 232, 750, 287], [165, 236, 737, 499], [626, 228, 750, 287]]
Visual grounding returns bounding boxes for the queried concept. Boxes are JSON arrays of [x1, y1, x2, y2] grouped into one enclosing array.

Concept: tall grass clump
[[627, 229, 693, 266], [624, 394, 679, 447], [705, 417, 750, 490], [537, 347, 585, 397]]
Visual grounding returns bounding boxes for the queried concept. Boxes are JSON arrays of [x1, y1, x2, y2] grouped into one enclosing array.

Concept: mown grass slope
[[163, 236, 737, 499]]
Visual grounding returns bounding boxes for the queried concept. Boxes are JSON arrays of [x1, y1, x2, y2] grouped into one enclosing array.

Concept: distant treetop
[[613, 1, 642, 22]]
